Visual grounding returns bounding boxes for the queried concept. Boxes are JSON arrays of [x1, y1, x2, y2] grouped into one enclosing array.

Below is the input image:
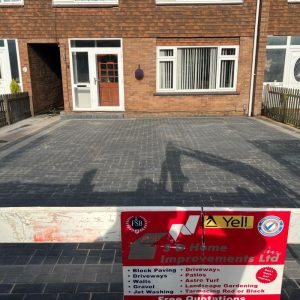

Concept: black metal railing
[[262, 85, 300, 129], [0, 92, 31, 128]]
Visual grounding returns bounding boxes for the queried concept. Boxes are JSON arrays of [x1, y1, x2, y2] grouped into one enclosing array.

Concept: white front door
[[70, 41, 124, 112], [0, 50, 10, 95], [287, 50, 300, 88]]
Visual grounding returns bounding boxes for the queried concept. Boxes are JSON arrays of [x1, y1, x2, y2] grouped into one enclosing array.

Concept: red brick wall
[[0, 0, 256, 39], [268, 0, 300, 36], [124, 37, 253, 116], [0, 0, 259, 116]]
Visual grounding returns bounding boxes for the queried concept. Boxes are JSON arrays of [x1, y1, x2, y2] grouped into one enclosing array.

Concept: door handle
[[94, 78, 100, 84]]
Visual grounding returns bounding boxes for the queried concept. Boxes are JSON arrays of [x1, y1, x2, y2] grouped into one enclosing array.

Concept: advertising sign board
[[121, 209, 290, 300]]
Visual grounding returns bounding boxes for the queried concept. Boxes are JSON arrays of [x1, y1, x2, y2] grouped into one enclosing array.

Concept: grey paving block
[[0, 284, 13, 293], [45, 283, 77, 293], [77, 283, 108, 293], [12, 284, 44, 293], [77, 244, 103, 250], [24, 294, 57, 300], [109, 283, 123, 293], [58, 294, 90, 300], [289, 288, 300, 299], [0, 295, 24, 300], [91, 293, 122, 300]]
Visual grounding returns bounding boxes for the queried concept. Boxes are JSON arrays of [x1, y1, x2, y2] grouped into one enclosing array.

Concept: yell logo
[[169, 215, 200, 241], [204, 215, 254, 229]]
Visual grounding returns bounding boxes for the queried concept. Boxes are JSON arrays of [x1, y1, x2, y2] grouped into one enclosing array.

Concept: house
[[0, 0, 299, 116]]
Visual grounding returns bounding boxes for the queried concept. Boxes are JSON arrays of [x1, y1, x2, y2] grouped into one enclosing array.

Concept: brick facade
[[0, 0, 299, 116]]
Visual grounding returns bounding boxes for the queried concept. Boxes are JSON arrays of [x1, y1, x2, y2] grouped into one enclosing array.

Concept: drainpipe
[[248, 0, 261, 117]]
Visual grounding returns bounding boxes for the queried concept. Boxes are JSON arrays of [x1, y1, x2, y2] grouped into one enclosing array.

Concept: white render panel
[[0, 207, 298, 243]]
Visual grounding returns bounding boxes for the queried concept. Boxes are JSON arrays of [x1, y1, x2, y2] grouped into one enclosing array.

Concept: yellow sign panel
[[204, 215, 254, 229]]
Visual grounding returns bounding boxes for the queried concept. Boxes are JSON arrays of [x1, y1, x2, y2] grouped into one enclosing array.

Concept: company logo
[[169, 215, 200, 241], [204, 215, 254, 229], [258, 216, 284, 237], [126, 216, 147, 234]]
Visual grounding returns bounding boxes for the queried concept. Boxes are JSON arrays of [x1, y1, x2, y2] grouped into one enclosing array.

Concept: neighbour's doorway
[[28, 43, 64, 114], [0, 49, 10, 94]]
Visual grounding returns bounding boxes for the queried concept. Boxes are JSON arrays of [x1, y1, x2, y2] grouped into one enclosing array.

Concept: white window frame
[[53, 0, 117, 6], [156, 45, 239, 93], [0, 0, 23, 5], [156, 0, 243, 5]]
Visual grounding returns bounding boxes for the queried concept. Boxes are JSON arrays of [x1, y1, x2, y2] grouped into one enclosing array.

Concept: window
[[7, 40, 20, 83], [0, 0, 23, 4], [156, 0, 243, 4], [264, 49, 286, 83], [53, 0, 118, 5], [157, 46, 239, 92]]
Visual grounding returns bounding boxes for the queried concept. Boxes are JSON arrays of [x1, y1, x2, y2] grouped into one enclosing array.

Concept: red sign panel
[[121, 209, 290, 300]]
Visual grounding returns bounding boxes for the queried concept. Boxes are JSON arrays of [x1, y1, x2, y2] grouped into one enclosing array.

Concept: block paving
[[0, 117, 299, 299]]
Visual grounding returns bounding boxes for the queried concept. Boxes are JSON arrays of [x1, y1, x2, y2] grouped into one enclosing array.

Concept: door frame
[[69, 38, 125, 112], [0, 39, 23, 95], [285, 49, 300, 88]]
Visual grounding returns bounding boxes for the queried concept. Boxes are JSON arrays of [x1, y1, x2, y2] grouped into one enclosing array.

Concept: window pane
[[72, 52, 90, 83], [221, 48, 236, 55], [71, 40, 96, 48], [220, 60, 235, 88], [96, 40, 120, 47], [264, 49, 286, 82], [177, 47, 217, 90], [159, 61, 173, 89], [267, 36, 287, 46], [0, 40, 4, 47], [159, 49, 174, 57], [71, 40, 121, 48], [7, 40, 20, 83], [291, 36, 300, 46]]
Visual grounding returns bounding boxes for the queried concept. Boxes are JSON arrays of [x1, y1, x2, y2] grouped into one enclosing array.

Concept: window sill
[[0, 4, 24, 7], [154, 91, 240, 96], [156, 0, 243, 5], [52, 4, 118, 7]]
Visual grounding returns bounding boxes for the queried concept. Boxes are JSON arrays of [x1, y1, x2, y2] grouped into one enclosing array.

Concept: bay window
[[157, 46, 239, 93]]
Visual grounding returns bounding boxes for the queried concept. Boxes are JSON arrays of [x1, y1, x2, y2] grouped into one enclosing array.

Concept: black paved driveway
[[0, 117, 299, 207]]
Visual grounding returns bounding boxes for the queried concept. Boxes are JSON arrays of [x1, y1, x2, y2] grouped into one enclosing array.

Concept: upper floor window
[[156, 0, 242, 4], [157, 46, 239, 92], [0, 0, 23, 5], [53, 0, 118, 5]]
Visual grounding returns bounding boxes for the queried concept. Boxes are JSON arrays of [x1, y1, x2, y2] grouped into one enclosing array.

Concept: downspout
[[248, 0, 261, 117]]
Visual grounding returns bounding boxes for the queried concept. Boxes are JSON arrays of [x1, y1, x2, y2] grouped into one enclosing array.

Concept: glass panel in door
[[72, 52, 91, 109]]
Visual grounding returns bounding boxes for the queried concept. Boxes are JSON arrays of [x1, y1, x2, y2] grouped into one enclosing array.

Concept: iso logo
[[258, 216, 284, 237], [126, 216, 147, 234]]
